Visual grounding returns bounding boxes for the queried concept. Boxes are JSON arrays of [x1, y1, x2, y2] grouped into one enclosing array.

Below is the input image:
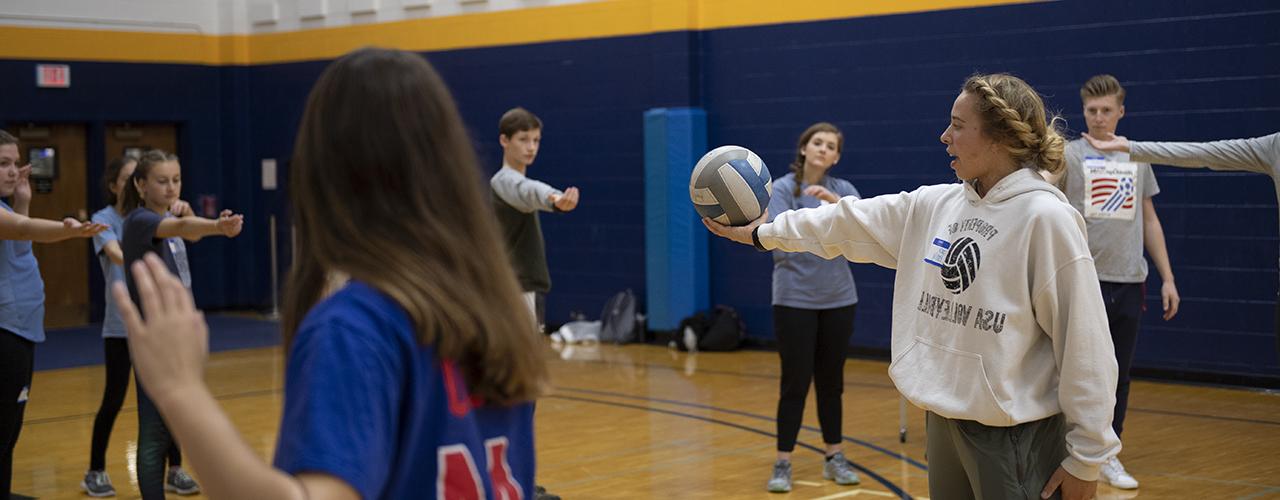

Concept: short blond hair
[[1080, 74, 1125, 105]]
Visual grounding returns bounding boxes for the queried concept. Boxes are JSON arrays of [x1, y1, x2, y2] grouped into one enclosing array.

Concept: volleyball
[[689, 145, 772, 226]]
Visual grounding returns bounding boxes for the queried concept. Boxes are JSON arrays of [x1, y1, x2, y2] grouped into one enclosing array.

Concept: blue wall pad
[[645, 108, 709, 331]]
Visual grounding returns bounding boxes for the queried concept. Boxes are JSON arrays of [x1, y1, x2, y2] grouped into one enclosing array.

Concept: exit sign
[[36, 64, 70, 88]]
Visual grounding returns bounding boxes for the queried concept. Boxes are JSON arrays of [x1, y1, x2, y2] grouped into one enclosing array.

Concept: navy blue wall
[[1, 0, 1276, 381], [703, 0, 1280, 380]]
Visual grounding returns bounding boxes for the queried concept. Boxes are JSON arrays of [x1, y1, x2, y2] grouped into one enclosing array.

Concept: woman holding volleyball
[[764, 122, 863, 493], [706, 74, 1120, 500]]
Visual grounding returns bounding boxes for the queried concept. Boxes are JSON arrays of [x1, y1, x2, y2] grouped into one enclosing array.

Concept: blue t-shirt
[[92, 206, 127, 338], [767, 173, 861, 309], [273, 281, 536, 500], [122, 208, 186, 309], [0, 200, 45, 343]]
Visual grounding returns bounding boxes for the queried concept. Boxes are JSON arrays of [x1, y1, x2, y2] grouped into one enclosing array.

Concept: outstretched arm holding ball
[[700, 74, 1120, 500]]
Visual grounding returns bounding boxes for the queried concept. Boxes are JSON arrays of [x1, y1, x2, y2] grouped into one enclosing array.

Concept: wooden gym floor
[[11, 343, 1280, 499]]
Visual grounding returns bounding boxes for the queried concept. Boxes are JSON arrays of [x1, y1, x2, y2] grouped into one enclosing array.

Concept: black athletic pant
[[89, 338, 181, 471], [1100, 282, 1142, 437], [773, 304, 856, 452], [136, 372, 182, 499], [1274, 291, 1279, 365], [1, 329, 35, 499]]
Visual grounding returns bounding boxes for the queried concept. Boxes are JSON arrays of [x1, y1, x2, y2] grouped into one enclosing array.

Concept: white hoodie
[[757, 168, 1121, 481]]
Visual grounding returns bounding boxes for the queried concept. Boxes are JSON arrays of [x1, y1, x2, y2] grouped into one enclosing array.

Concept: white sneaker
[[1100, 457, 1139, 489]]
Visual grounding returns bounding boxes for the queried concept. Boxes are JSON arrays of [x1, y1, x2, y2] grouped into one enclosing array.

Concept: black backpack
[[676, 305, 745, 351], [599, 289, 640, 344]]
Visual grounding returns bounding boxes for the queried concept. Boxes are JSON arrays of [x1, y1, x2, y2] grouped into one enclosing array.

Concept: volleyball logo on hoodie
[[940, 236, 981, 294]]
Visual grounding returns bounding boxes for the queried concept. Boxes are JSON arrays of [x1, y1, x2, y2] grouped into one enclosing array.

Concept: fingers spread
[[145, 253, 187, 314], [111, 281, 145, 339], [132, 257, 163, 320]]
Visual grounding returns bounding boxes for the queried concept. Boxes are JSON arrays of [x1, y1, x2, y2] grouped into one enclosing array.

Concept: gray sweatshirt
[[1130, 133, 1280, 271]]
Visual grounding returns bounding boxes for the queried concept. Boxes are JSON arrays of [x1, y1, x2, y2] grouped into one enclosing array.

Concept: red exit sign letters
[[36, 64, 70, 88]]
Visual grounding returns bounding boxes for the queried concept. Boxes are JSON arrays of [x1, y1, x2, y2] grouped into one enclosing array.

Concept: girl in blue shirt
[[82, 156, 198, 497], [112, 48, 548, 500], [119, 149, 243, 500], [0, 130, 106, 499], [765, 123, 863, 493]]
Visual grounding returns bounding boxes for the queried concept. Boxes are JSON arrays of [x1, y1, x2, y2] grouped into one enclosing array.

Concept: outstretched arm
[[155, 209, 244, 241], [0, 210, 105, 243], [1087, 132, 1279, 175]]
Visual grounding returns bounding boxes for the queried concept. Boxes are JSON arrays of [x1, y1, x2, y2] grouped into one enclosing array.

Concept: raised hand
[[802, 185, 838, 203], [171, 200, 195, 217], [63, 217, 108, 238], [552, 187, 580, 212], [1082, 132, 1131, 153], [112, 253, 209, 405], [215, 209, 244, 238], [15, 164, 32, 205]]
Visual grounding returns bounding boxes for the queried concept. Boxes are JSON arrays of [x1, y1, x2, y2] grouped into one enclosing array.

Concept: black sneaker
[[81, 470, 117, 497], [165, 467, 201, 495], [535, 484, 562, 500]]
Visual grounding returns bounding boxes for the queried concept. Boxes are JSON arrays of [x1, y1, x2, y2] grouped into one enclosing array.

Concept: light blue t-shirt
[[92, 206, 127, 338], [0, 200, 46, 343], [766, 173, 861, 309]]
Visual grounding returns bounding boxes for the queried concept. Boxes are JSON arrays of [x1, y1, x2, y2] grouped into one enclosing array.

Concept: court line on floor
[[812, 489, 901, 499], [559, 357, 1280, 427], [23, 387, 281, 426], [555, 385, 930, 471], [565, 357, 897, 390], [1124, 406, 1280, 427], [546, 393, 913, 500], [27, 348, 1280, 431]]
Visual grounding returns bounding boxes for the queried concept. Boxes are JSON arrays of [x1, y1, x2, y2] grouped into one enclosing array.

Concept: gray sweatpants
[[926, 411, 1068, 500]]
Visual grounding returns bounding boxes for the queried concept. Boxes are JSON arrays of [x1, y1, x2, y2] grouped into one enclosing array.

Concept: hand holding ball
[[689, 145, 772, 226]]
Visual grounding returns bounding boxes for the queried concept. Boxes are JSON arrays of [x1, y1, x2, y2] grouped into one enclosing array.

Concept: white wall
[[0, 0, 606, 35], [0, 0, 231, 34], [241, 0, 604, 34]]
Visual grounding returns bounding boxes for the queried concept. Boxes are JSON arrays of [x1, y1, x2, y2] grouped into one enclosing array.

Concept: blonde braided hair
[[962, 74, 1066, 175]]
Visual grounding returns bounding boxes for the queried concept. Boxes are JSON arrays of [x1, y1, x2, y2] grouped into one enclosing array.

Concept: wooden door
[[104, 123, 177, 165], [18, 123, 89, 328]]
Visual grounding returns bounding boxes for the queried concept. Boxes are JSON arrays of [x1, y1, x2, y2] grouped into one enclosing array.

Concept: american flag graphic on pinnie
[[1091, 176, 1135, 213]]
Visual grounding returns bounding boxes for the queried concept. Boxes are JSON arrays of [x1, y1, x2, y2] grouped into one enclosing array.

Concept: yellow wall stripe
[[0, 0, 1032, 66]]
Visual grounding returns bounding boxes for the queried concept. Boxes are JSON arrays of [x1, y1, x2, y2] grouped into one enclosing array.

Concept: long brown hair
[[788, 122, 843, 196], [102, 156, 137, 207], [120, 150, 170, 212], [961, 74, 1066, 175], [283, 48, 547, 404]]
